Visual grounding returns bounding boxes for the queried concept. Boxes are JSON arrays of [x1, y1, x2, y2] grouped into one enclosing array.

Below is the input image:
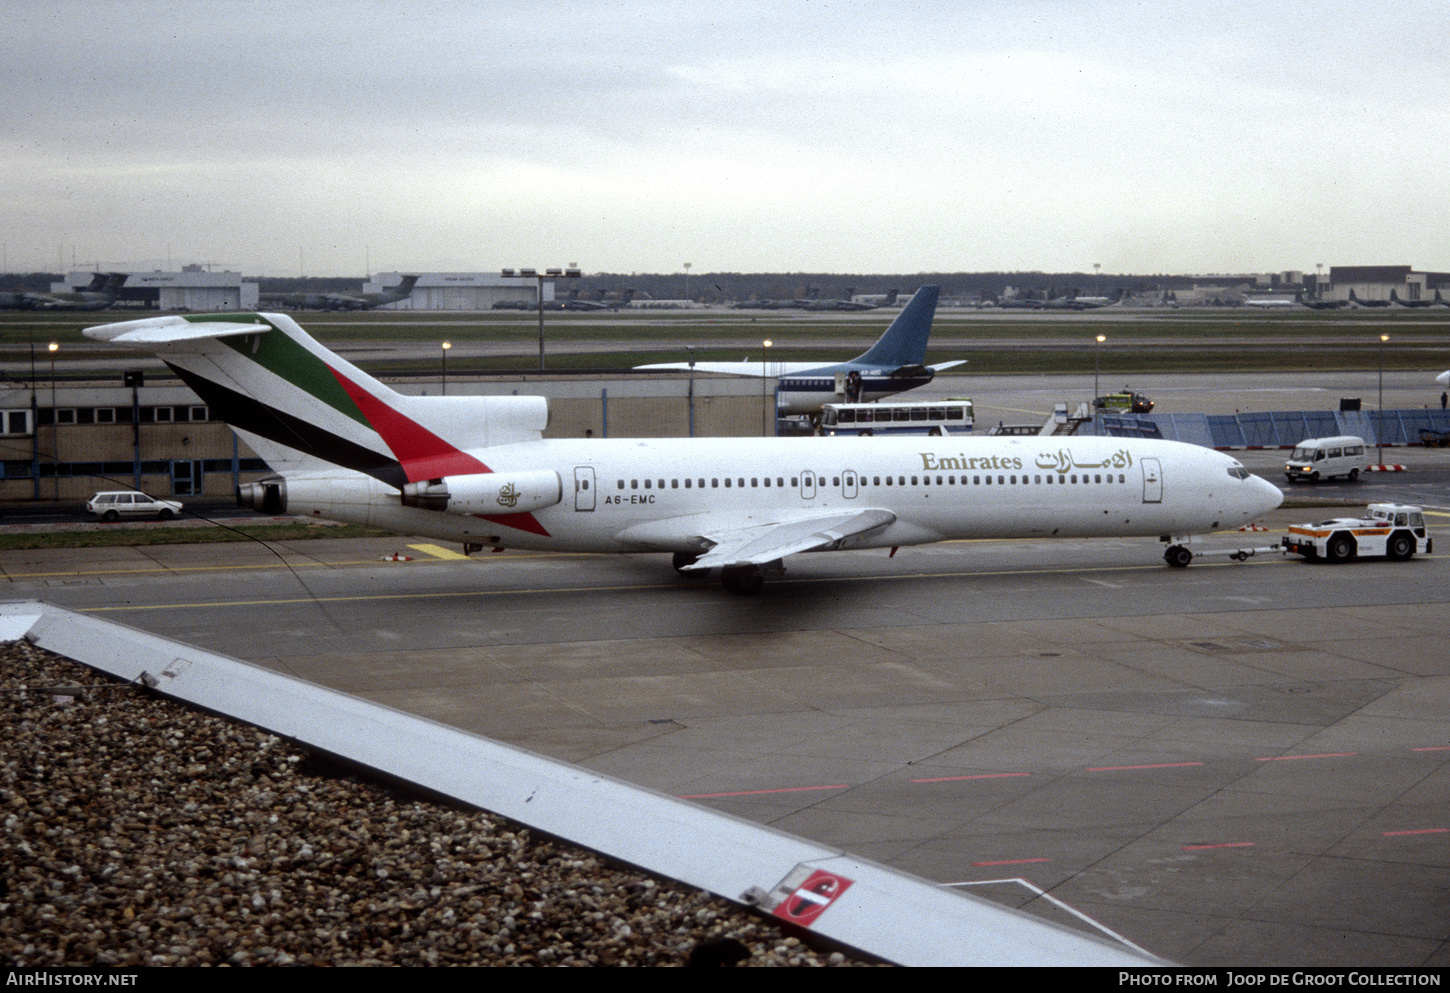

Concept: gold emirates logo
[[497, 482, 520, 508]]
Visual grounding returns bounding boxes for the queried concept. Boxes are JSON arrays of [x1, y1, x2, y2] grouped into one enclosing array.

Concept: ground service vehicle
[[86, 490, 183, 521], [1284, 436, 1366, 482], [819, 399, 974, 436], [1281, 503, 1431, 562], [1093, 391, 1153, 413]]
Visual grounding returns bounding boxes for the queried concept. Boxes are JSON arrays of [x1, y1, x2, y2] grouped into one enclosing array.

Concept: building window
[[1, 410, 32, 436]]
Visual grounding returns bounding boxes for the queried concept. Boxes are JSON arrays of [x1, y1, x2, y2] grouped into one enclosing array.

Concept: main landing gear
[[1163, 543, 1194, 568]]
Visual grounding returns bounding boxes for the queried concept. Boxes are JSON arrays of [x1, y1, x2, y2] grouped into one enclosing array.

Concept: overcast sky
[[5, 0, 1448, 277]]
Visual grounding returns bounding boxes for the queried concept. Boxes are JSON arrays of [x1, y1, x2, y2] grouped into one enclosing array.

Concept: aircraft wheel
[[1388, 532, 1415, 561], [1164, 545, 1193, 568], [1326, 533, 1356, 562], [672, 551, 705, 575], [721, 565, 764, 595]]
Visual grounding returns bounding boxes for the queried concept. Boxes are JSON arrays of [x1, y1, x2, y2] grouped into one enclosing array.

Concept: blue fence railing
[[1095, 408, 1450, 448]]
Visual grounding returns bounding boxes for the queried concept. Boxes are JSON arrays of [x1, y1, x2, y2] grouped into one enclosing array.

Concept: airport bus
[[818, 399, 974, 436]]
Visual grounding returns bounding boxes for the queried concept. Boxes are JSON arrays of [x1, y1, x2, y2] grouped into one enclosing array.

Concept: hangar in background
[[52, 269, 258, 311], [1323, 265, 1450, 304], [362, 272, 554, 311]]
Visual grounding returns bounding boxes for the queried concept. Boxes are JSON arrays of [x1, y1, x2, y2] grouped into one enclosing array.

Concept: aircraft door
[[799, 470, 816, 500], [1141, 457, 1162, 503], [573, 466, 596, 511], [842, 469, 858, 499]]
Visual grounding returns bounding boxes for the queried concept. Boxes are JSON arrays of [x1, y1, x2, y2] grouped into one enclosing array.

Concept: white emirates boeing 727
[[86, 312, 1282, 594]]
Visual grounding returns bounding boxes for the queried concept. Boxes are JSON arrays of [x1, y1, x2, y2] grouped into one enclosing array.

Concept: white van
[[1284, 435, 1367, 483]]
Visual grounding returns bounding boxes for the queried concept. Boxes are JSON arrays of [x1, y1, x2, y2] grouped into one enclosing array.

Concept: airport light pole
[[48, 342, 58, 500], [440, 341, 451, 396], [762, 339, 773, 436], [1094, 335, 1105, 400], [687, 345, 696, 438], [501, 266, 582, 369], [1378, 334, 1388, 464]]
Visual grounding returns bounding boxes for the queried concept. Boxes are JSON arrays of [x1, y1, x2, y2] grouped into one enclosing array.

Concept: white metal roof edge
[[4, 599, 1162, 967]]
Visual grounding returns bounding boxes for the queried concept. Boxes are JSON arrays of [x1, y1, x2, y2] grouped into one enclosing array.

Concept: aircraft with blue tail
[[635, 285, 965, 414]]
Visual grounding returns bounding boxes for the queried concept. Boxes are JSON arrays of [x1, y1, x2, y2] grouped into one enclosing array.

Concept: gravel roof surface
[[2, 641, 866, 967]]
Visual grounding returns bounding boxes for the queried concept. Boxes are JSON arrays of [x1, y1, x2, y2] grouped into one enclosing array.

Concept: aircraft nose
[[1250, 473, 1283, 514]]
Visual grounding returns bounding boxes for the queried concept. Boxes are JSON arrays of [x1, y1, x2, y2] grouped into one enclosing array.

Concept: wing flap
[[686, 508, 896, 571]]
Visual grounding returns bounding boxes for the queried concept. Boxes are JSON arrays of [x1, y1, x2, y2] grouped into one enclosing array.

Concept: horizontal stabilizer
[[686, 508, 896, 570], [86, 316, 267, 344], [929, 360, 968, 372]]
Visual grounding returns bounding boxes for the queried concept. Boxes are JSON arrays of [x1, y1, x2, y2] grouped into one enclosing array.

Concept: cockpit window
[[1226, 465, 1250, 480]]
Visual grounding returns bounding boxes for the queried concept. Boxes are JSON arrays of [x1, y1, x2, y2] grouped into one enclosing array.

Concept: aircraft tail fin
[[84, 312, 546, 490], [850, 285, 940, 367]]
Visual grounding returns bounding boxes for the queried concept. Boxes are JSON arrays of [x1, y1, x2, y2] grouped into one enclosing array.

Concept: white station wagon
[[85, 490, 183, 521]]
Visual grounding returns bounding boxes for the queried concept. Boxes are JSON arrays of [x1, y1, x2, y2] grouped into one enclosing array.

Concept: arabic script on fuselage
[[1033, 448, 1134, 473]]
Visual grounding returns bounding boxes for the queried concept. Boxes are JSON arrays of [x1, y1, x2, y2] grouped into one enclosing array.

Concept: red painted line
[[971, 858, 1051, 866], [1182, 842, 1255, 851], [1383, 828, 1449, 837], [1086, 762, 1205, 772], [679, 784, 849, 799], [911, 772, 1031, 783], [1412, 746, 1450, 752], [1255, 752, 1357, 762]]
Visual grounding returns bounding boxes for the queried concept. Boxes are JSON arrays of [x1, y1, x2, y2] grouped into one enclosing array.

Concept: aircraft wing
[[684, 508, 896, 571]]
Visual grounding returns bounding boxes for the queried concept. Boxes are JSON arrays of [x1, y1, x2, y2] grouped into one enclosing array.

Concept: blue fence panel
[[1292, 411, 1342, 445], [1235, 412, 1281, 447], [1088, 407, 1450, 448], [1158, 413, 1215, 448], [1100, 415, 1162, 439], [1336, 410, 1376, 444], [1205, 415, 1245, 448]]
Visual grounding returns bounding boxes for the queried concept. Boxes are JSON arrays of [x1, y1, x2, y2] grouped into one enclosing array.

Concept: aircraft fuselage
[[277, 435, 1279, 557]]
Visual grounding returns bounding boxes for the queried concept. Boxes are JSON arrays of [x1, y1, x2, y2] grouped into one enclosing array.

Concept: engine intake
[[400, 470, 562, 516]]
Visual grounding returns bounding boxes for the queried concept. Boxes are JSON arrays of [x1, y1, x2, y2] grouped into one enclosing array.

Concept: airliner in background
[[635, 285, 966, 414], [86, 311, 1283, 594]]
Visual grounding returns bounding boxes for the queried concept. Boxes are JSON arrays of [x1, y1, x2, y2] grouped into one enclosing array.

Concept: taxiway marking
[[408, 543, 471, 560], [678, 784, 849, 799]]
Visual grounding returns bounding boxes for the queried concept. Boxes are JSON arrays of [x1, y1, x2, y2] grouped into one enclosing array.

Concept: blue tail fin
[[850, 285, 940, 367]]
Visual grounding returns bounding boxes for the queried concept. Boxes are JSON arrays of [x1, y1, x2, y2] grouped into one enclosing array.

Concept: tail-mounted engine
[[400, 470, 562, 516], [237, 475, 288, 514]]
